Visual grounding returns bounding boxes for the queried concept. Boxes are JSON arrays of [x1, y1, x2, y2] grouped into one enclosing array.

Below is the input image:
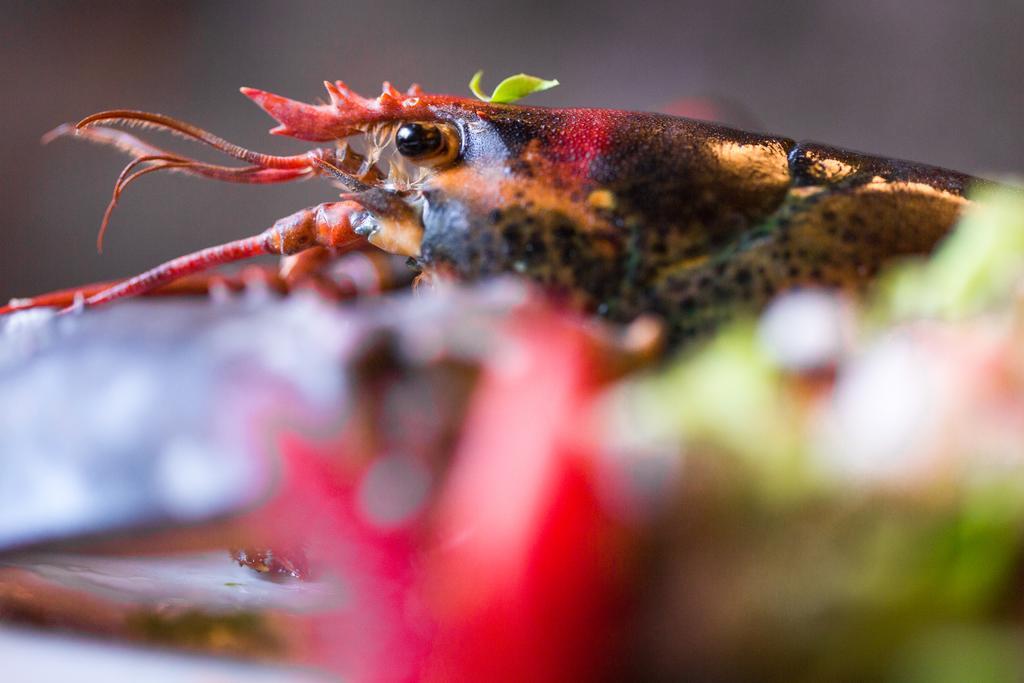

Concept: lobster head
[[241, 80, 631, 307], [66, 80, 639, 313]]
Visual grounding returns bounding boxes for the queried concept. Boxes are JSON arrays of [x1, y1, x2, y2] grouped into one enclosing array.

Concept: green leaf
[[469, 70, 559, 104], [468, 70, 489, 100]]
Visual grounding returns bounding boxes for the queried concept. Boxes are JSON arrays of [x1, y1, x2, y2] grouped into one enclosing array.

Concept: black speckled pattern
[[420, 108, 990, 347]]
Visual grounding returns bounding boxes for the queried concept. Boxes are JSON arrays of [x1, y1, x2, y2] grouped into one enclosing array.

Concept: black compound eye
[[395, 123, 444, 159]]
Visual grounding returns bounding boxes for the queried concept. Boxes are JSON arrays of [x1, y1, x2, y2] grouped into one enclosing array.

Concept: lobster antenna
[[76, 110, 316, 170], [96, 155, 191, 253], [94, 154, 316, 253]]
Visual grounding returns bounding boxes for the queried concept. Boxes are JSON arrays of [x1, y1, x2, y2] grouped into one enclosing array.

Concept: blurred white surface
[[0, 625, 335, 683]]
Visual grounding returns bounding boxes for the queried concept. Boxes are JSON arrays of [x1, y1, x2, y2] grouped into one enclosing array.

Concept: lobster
[[1, 77, 989, 346], [1, 77, 1022, 682]]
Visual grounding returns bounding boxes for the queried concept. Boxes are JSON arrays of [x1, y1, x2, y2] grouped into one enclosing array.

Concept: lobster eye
[[394, 122, 459, 166]]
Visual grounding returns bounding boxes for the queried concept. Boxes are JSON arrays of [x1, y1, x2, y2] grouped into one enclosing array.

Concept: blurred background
[[2, 1, 1022, 299]]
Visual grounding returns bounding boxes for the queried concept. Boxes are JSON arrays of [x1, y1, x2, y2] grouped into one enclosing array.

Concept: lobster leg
[[0, 273, 263, 315], [2, 201, 369, 315], [0, 250, 415, 316]]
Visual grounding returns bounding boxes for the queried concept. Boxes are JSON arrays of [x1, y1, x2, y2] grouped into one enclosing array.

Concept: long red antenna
[[76, 110, 317, 169]]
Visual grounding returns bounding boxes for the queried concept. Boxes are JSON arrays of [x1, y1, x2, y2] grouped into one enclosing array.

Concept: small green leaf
[[469, 70, 559, 104], [468, 70, 489, 100]]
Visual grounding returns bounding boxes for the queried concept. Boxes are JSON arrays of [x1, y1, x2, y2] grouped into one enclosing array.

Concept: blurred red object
[[235, 304, 636, 682]]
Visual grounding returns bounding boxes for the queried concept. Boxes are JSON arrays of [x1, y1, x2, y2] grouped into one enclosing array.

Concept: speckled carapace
[[4, 80, 989, 346]]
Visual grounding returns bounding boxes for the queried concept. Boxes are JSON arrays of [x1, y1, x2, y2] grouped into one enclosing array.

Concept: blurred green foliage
[[876, 185, 1024, 322], [619, 184, 1024, 680]]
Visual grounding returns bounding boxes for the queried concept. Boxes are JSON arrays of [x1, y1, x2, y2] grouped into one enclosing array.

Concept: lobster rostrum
[[6, 78, 987, 345]]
